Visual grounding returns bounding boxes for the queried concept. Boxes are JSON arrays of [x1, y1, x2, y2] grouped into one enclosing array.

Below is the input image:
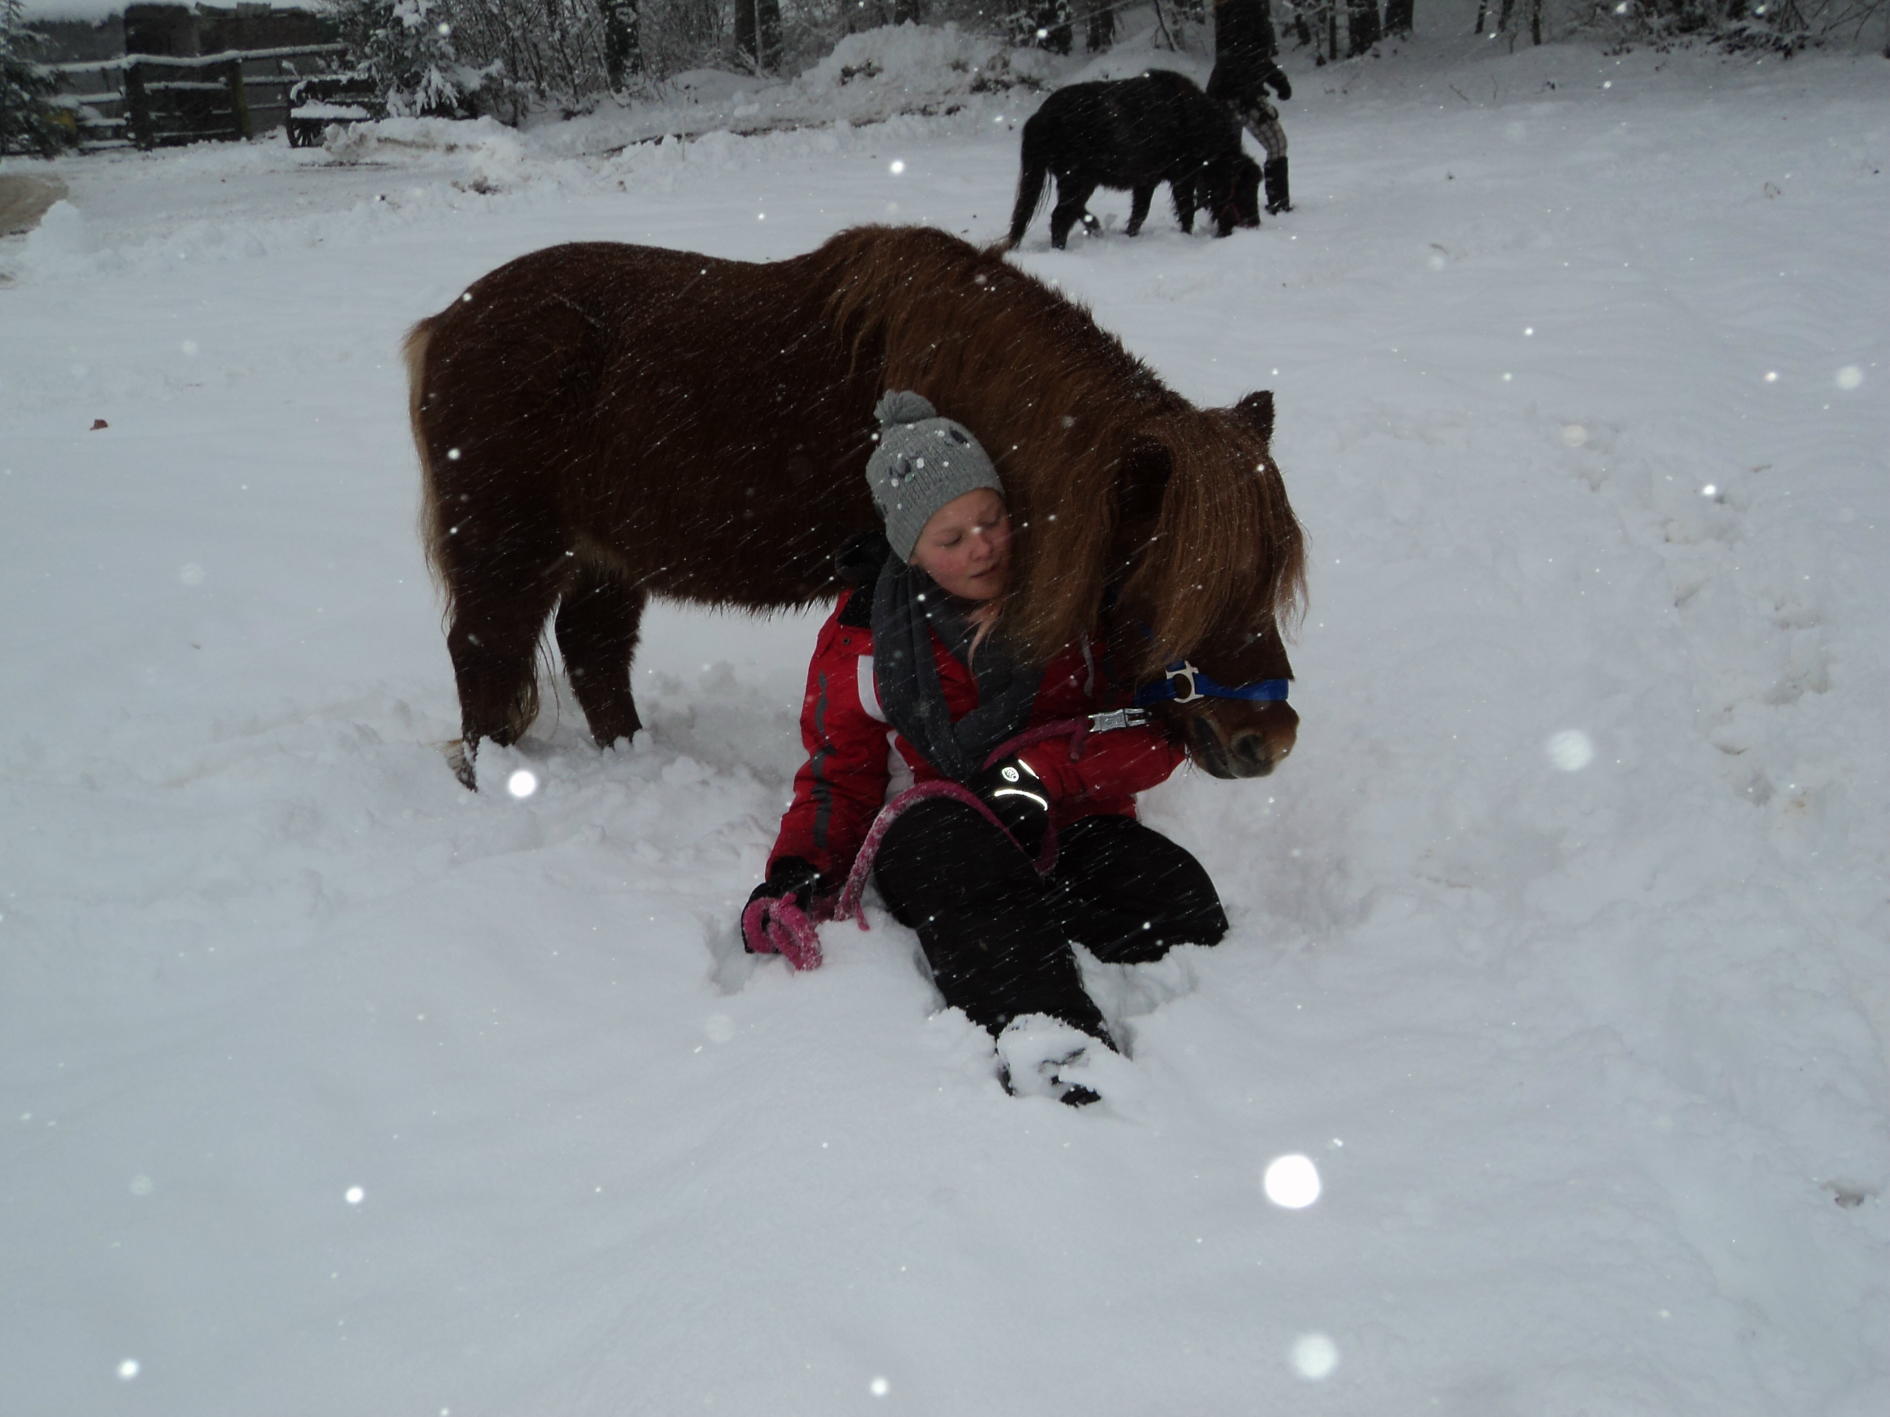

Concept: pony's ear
[[1232, 390, 1276, 445]]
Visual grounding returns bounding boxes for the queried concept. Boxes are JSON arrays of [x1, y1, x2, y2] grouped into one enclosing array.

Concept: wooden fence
[[50, 44, 350, 152]]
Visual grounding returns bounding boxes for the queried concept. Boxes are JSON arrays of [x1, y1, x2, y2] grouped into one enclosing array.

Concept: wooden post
[[225, 59, 252, 140], [125, 61, 156, 151]]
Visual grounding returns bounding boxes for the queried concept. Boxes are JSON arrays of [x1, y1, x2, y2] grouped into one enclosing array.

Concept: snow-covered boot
[[996, 1015, 1108, 1108], [1264, 157, 1293, 215]]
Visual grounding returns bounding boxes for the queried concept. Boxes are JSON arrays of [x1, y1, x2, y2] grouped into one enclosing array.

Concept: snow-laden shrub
[[1, 0, 71, 157], [1468, 0, 1888, 55], [798, 21, 1058, 96], [316, 1, 1083, 124], [323, 0, 490, 118]]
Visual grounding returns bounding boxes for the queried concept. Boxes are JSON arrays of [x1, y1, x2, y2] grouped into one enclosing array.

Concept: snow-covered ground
[[3, 20, 1887, 1417]]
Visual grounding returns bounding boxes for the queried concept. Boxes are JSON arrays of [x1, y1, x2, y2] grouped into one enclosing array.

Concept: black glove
[[745, 857, 825, 948], [970, 756, 1051, 857], [1264, 66, 1292, 102]]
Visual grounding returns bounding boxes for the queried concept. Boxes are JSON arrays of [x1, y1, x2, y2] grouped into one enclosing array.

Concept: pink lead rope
[[834, 719, 1096, 930]]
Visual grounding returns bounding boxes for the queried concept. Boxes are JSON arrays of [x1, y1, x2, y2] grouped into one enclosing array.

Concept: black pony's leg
[[1171, 176, 1197, 234], [554, 563, 646, 749], [1125, 185, 1155, 236], [1049, 177, 1097, 249]]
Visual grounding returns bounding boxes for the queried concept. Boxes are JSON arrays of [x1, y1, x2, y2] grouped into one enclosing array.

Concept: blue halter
[[1134, 660, 1292, 708]]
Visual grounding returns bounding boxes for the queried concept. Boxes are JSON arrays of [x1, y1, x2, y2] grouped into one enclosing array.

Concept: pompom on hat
[[864, 390, 1004, 563]]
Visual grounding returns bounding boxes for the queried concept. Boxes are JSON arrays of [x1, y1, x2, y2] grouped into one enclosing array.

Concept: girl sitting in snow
[[744, 390, 1228, 1104]]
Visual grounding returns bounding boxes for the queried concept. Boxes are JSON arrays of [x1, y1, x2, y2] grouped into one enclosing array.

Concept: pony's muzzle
[[1189, 708, 1297, 779], [1230, 729, 1292, 777]]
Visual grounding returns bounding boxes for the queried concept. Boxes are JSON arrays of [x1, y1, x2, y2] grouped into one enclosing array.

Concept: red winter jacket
[[767, 588, 1184, 882]]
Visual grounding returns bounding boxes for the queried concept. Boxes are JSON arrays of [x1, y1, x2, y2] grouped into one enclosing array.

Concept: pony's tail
[[999, 117, 1052, 251], [403, 316, 451, 615], [401, 310, 544, 759]]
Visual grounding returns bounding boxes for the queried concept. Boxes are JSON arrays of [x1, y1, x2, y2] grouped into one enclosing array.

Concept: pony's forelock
[[1123, 412, 1307, 676]]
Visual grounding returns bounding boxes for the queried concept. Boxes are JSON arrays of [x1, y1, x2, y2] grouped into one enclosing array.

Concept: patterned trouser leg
[[1238, 99, 1288, 161], [1250, 117, 1288, 159]]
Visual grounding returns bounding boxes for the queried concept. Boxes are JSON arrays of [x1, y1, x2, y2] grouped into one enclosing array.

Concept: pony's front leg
[[1125, 185, 1156, 236]]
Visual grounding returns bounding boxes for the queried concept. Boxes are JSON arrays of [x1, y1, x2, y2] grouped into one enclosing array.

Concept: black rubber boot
[[1264, 157, 1293, 215]]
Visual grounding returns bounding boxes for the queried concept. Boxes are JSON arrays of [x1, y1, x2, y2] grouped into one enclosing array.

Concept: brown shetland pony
[[404, 223, 1305, 789]]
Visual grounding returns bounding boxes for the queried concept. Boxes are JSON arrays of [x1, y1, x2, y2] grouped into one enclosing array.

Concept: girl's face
[[910, 488, 1012, 601]]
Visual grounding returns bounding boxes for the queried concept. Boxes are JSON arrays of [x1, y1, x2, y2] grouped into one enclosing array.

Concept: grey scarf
[[871, 557, 1043, 783]]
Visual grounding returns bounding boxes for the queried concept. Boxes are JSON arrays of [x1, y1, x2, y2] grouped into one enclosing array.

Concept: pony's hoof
[[444, 739, 478, 790]]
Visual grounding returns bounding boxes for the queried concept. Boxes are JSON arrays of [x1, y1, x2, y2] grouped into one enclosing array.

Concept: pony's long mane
[[813, 224, 1302, 671], [1125, 411, 1307, 677]]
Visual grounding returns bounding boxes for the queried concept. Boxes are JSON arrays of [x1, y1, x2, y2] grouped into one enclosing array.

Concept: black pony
[[1002, 70, 1259, 251]]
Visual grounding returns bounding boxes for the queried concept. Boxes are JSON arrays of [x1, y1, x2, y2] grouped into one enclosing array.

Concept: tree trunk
[[1084, 0, 1115, 50], [1385, 0, 1415, 36], [756, 0, 781, 70], [733, 0, 756, 71], [893, 0, 924, 24], [600, 0, 642, 89], [1348, 0, 1382, 54]]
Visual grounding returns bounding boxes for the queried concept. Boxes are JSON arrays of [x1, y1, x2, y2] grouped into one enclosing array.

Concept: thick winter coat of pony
[[405, 224, 1304, 788], [1001, 69, 1259, 251]]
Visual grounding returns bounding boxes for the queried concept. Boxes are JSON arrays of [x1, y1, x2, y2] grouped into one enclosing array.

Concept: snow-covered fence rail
[[49, 44, 348, 152]]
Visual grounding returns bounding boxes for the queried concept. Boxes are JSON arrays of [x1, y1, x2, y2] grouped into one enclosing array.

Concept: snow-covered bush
[[1, 0, 70, 157], [323, 0, 490, 117], [316, 1, 1100, 124], [797, 19, 1058, 95], [1592, 0, 1886, 55], [1467, 0, 1889, 55]]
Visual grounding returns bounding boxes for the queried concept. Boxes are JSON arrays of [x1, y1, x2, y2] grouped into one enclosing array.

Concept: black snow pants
[[872, 800, 1229, 1043]]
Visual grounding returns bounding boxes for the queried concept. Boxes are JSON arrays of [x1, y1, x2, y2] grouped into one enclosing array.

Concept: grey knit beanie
[[864, 390, 1004, 563]]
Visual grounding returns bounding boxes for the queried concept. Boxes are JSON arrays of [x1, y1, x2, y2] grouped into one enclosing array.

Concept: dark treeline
[[6, 0, 1877, 154]]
